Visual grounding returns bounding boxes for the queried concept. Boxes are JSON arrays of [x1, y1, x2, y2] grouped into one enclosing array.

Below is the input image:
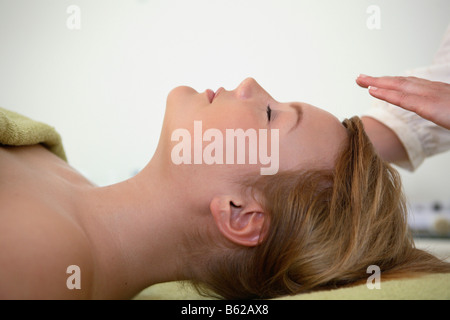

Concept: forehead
[[278, 104, 348, 171]]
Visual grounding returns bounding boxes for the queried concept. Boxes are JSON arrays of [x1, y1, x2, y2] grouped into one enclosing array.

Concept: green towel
[[0, 107, 67, 161]]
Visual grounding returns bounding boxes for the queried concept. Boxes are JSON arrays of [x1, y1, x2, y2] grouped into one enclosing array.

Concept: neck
[[78, 158, 201, 299]]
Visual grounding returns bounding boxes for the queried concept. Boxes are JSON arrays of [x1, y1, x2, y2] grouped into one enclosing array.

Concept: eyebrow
[[288, 102, 303, 132]]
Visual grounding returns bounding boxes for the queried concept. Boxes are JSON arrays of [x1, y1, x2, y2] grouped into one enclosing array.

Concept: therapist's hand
[[356, 75, 450, 130]]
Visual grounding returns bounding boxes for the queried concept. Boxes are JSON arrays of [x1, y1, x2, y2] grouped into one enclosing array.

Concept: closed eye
[[266, 105, 272, 122]]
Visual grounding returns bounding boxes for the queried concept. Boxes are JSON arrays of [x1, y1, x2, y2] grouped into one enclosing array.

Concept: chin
[[167, 85, 198, 101], [166, 85, 203, 117]]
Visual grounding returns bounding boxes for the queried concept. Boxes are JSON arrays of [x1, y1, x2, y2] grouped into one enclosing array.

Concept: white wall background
[[0, 0, 449, 203]]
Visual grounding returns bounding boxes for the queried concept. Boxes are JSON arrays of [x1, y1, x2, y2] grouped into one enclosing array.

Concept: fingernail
[[368, 86, 378, 91], [358, 74, 369, 78]]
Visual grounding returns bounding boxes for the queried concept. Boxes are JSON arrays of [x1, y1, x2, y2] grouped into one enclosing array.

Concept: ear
[[210, 195, 269, 247]]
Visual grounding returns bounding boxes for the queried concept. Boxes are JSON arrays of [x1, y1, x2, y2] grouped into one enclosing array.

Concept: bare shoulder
[[0, 198, 94, 299]]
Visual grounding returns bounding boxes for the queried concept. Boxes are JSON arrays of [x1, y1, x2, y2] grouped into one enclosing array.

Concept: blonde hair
[[191, 116, 450, 299]]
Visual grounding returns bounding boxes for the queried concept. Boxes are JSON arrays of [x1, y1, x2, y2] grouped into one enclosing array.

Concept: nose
[[235, 77, 264, 100]]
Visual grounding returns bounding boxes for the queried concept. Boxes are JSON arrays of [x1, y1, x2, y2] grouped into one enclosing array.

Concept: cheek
[[278, 133, 303, 171], [202, 104, 260, 132]]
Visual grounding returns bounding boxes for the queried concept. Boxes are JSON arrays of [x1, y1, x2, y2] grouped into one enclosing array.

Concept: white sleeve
[[364, 24, 450, 172]]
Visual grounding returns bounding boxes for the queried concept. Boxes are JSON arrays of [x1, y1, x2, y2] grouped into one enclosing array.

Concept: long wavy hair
[[190, 116, 450, 299]]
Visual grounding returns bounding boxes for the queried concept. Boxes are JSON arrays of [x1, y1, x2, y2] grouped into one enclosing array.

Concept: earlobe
[[210, 196, 268, 247]]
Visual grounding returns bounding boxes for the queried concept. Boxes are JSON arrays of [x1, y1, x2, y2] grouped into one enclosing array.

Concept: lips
[[206, 87, 224, 103], [214, 87, 224, 100], [206, 89, 215, 103]]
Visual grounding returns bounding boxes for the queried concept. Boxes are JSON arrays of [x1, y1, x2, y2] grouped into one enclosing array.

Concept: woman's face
[[160, 77, 348, 181]]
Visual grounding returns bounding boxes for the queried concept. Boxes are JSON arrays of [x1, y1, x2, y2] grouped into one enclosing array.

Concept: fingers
[[356, 75, 426, 112], [356, 74, 450, 130], [365, 86, 427, 114], [355, 74, 442, 112], [356, 74, 430, 96]]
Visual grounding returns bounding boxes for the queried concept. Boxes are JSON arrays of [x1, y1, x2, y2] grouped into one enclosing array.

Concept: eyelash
[[266, 105, 272, 122], [230, 201, 241, 208]]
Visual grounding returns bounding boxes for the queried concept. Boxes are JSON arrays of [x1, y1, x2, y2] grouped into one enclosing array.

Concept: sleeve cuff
[[364, 104, 425, 171]]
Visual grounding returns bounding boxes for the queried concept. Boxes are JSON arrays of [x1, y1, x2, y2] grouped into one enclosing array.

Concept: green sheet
[[135, 273, 450, 300]]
